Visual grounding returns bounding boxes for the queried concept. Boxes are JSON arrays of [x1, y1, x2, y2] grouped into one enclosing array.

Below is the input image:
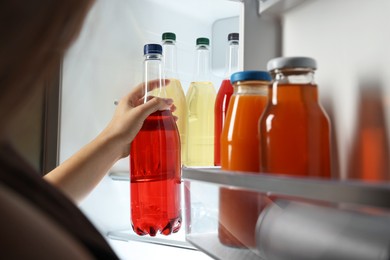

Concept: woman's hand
[[45, 80, 175, 203], [100, 79, 174, 158]]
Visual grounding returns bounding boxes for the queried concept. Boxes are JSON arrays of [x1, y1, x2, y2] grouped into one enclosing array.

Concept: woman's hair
[[0, 0, 93, 125]]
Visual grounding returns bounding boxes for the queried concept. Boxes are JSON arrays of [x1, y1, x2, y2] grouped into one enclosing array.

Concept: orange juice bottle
[[259, 57, 331, 178], [218, 71, 271, 248]]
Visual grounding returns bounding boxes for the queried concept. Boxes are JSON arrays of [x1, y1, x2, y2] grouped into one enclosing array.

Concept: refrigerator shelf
[[182, 168, 390, 259], [182, 167, 390, 209], [107, 230, 196, 250], [185, 232, 264, 260], [108, 171, 129, 181], [258, 0, 306, 15], [109, 168, 390, 259], [109, 168, 390, 209]]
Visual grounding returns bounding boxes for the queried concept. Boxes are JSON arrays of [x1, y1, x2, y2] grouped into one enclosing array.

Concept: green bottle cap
[[196, 37, 209, 46], [162, 32, 176, 41]]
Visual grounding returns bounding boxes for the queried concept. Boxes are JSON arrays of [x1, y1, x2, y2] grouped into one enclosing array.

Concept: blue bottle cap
[[144, 44, 163, 55], [230, 70, 272, 84]]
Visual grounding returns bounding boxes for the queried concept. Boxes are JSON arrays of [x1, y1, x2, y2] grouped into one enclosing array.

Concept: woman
[[0, 1, 173, 258]]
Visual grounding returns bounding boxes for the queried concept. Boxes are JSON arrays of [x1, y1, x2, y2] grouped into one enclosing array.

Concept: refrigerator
[[59, 0, 390, 259]]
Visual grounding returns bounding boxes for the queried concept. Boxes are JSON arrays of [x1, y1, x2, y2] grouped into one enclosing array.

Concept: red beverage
[[214, 79, 233, 166], [130, 110, 182, 236]]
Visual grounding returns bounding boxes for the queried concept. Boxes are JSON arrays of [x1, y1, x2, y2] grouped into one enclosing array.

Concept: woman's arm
[[44, 80, 172, 203]]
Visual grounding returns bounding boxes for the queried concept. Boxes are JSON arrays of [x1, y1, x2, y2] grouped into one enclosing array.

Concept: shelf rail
[[182, 167, 390, 209]]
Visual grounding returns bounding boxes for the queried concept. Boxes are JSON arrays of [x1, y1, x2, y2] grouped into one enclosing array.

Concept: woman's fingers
[[129, 79, 171, 102], [170, 103, 177, 113], [136, 97, 173, 120]]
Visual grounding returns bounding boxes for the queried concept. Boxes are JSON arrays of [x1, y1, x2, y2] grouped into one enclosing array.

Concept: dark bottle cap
[[228, 33, 239, 41], [196, 37, 210, 46], [162, 32, 176, 41], [230, 70, 272, 84], [267, 57, 317, 71], [144, 44, 162, 55]]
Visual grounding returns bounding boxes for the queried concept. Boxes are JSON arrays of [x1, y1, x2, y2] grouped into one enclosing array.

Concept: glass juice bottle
[[130, 44, 181, 236], [186, 37, 216, 166], [162, 32, 188, 166], [347, 87, 390, 181], [259, 57, 331, 178], [214, 33, 239, 166], [219, 71, 272, 248]]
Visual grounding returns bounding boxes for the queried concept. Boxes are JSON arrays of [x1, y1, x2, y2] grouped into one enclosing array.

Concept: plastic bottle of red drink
[[214, 33, 239, 166], [130, 44, 182, 236]]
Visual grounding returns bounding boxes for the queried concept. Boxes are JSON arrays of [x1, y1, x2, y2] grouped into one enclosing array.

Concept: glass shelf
[[107, 171, 197, 253], [109, 165, 390, 208], [108, 171, 129, 181], [182, 167, 390, 259], [109, 168, 390, 259], [258, 0, 306, 15], [182, 167, 390, 209], [186, 232, 264, 260], [107, 230, 196, 250]]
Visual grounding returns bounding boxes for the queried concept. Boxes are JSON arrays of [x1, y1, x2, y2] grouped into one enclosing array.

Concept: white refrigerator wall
[[282, 0, 390, 179]]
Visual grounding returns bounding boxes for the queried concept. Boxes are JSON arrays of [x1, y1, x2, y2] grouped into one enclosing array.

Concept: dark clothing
[[0, 143, 118, 259]]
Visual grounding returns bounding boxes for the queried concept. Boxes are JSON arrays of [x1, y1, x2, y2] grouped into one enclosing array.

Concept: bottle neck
[[194, 44, 211, 82], [162, 40, 178, 79], [233, 80, 268, 96], [145, 53, 162, 62], [273, 68, 315, 84], [143, 53, 167, 102], [270, 69, 318, 104], [225, 40, 239, 78]]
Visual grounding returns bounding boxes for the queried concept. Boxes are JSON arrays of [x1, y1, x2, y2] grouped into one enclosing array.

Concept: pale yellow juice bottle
[[186, 37, 216, 166], [162, 33, 188, 165], [186, 81, 216, 166], [165, 78, 188, 165]]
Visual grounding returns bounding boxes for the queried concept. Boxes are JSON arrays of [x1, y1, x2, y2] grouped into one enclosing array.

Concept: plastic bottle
[[162, 32, 188, 166], [259, 57, 331, 178], [214, 33, 239, 166], [219, 70, 272, 248], [130, 44, 181, 236], [186, 37, 216, 166]]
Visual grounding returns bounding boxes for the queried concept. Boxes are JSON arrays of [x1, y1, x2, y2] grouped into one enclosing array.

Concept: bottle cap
[[196, 37, 209, 46], [228, 33, 239, 41], [162, 32, 176, 41], [267, 57, 317, 71], [230, 70, 272, 84], [144, 44, 162, 55]]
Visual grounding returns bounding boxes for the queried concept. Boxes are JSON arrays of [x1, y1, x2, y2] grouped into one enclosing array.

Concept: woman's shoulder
[[0, 142, 118, 259], [0, 182, 94, 259]]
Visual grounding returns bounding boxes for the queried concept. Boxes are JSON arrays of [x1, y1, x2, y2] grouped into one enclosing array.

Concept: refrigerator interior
[[60, 0, 390, 259], [61, 0, 239, 259]]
